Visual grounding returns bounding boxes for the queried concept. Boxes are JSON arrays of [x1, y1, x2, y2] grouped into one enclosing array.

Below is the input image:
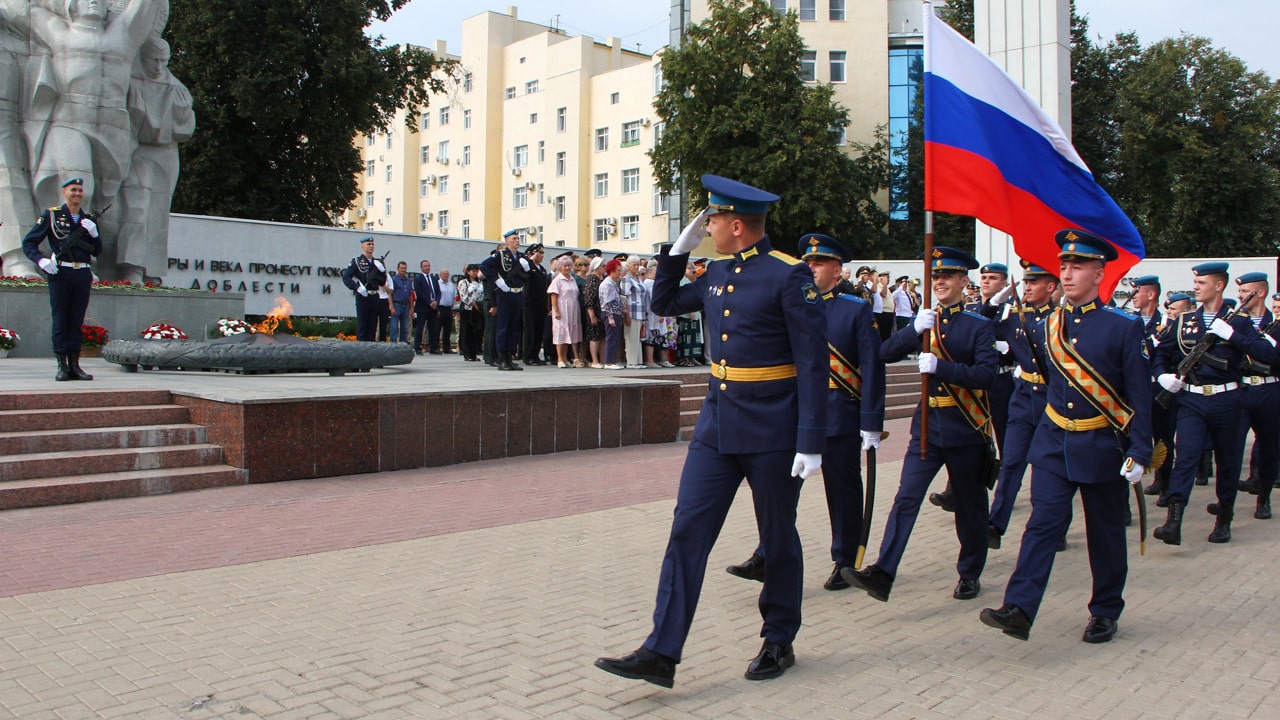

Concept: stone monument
[[0, 0, 193, 282]]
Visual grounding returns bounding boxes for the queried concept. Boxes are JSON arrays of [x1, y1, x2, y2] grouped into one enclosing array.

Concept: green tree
[[167, 1, 454, 225], [650, 0, 891, 256], [938, 0, 974, 41]]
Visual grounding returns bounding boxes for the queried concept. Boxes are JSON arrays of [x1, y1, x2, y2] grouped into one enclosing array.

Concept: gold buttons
[[721, 333, 728, 341], [1074, 318, 1081, 324], [723, 309, 730, 317], [720, 383, 727, 391], [734, 267, 742, 274], [727, 285, 735, 293], [1068, 402, 1075, 409], [1071, 338, 1078, 344], [942, 318, 949, 324]]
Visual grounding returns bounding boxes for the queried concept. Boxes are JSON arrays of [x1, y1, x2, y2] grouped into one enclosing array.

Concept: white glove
[[994, 340, 1010, 354], [1208, 317, 1234, 341], [519, 257, 531, 271], [860, 430, 881, 451], [912, 308, 937, 334], [989, 284, 1014, 305], [495, 278, 511, 292], [1121, 460, 1145, 484], [790, 453, 822, 479], [918, 352, 938, 374], [38, 257, 58, 275], [80, 217, 98, 238], [671, 208, 711, 255], [1157, 373, 1184, 394], [356, 284, 368, 297]]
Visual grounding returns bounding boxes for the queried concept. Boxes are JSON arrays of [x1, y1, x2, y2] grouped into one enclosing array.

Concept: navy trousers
[[876, 440, 988, 581], [1003, 467, 1128, 622], [644, 441, 803, 662], [989, 371, 1014, 453], [494, 291, 522, 353], [1243, 382, 1280, 499], [353, 295, 382, 342], [1167, 392, 1247, 507], [989, 386, 1046, 534], [47, 267, 92, 354]]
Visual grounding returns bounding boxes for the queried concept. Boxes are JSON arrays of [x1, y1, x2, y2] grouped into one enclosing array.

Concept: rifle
[[57, 203, 111, 262], [1155, 293, 1255, 409]]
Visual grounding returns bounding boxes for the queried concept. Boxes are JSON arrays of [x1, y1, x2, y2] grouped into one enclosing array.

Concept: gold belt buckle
[[1065, 419, 1077, 432], [1204, 385, 1214, 396], [927, 397, 938, 407], [712, 364, 726, 380]]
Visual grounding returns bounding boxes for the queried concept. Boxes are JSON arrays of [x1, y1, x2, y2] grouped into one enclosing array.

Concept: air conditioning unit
[[437, 157, 448, 165], [425, 212, 434, 220], [525, 226, 538, 235], [378, 155, 385, 161], [604, 226, 616, 235], [606, 217, 617, 226], [357, 208, 367, 217], [511, 167, 522, 177], [524, 181, 536, 190], [639, 117, 651, 127], [425, 175, 437, 185]]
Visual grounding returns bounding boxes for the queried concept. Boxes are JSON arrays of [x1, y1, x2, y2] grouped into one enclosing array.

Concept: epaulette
[[49, 206, 59, 212], [835, 293, 868, 306], [961, 310, 988, 321], [1103, 306, 1141, 321], [768, 250, 802, 266]]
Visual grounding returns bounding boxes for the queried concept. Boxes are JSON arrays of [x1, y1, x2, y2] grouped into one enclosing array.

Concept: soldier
[[339, 236, 387, 342], [595, 175, 826, 687], [22, 177, 101, 381], [844, 246, 997, 603], [724, 233, 885, 591], [479, 230, 528, 371], [522, 242, 550, 365], [980, 229, 1152, 644], [1152, 262, 1273, 544], [1129, 275, 1177, 504], [1233, 273, 1278, 519]]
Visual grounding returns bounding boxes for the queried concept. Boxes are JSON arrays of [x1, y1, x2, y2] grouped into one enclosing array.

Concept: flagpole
[[921, 210, 934, 459]]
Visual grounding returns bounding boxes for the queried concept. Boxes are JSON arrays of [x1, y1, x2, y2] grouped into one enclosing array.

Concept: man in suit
[[413, 259, 440, 354]]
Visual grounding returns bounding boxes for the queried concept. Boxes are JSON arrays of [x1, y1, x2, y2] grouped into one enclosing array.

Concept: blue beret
[[1192, 261, 1229, 276], [701, 174, 779, 216], [1055, 229, 1118, 262], [1236, 271, 1267, 285], [1019, 259, 1056, 280], [979, 262, 1008, 275], [1167, 292, 1192, 304], [502, 229, 520, 239], [929, 246, 979, 273], [359, 236, 374, 244], [800, 233, 852, 263], [62, 177, 83, 188], [1130, 275, 1159, 287]]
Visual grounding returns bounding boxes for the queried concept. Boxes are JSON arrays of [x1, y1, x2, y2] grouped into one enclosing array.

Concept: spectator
[[675, 262, 704, 366], [892, 275, 914, 331], [600, 259, 626, 369], [455, 264, 484, 361], [549, 254, 584, 368], [621, 257, 649, 368], [877, 271, 893, 339], [644, 264, 677, 368], [437, 269, 456, 353], [582, 257, 606, 368], [387, 261, 412, 344], [412, 259, 439, 354]]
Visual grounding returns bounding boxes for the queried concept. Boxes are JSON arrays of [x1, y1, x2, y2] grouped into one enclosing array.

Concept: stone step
[[0, 405, 190, 433], [887, 405, 916, 421], [0, 424, 207, 455], [1, 444, 226, 482], [678, 427, 694, 442], [0, 465, 249, 511], [679, 395, 704, 413], [0, 389, 172, 412]]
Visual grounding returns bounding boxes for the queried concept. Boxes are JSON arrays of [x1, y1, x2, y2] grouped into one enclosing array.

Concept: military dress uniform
[[1127, 276, 1177, 503], [522, 243, 550, 365], [983, 230, 1153, 643], [846, 247, 997, 602], [22, 177, 103, 381], [1235, 272, 1280, 519], [339, 237, 388, 342], [973, 263, 1016, 454], [479, 231, 528, 370], [1152, 262, 1274, 544]]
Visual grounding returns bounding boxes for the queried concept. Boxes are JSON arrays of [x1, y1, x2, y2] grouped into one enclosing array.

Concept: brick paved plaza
[[2, 406, 1278, 719]]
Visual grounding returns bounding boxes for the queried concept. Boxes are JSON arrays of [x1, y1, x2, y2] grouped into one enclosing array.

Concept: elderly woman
[[455, 264, 485, 361], [643, 264, 677, 368], [599, 259, 626, 370], [548, 255, 584, 368], [582, 257, 607, 368]]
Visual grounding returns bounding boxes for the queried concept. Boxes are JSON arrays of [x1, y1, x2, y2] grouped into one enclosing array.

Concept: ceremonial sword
[[854, 430, 890, 570]]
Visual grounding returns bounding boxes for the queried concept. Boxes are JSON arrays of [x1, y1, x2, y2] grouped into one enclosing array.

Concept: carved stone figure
[[0, 0, 37, 276]]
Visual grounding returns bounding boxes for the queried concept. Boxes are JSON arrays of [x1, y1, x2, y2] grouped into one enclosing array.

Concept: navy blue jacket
[[23, 205, 102, 264], [1153, 306, 1274, 385], [824, 291, 884, 437]]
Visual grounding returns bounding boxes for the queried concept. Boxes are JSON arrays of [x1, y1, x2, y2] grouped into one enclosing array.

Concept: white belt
[[1242, 376, 1278, 386], [1185, 382, 1239, 396], [59, 261, 91, 269]]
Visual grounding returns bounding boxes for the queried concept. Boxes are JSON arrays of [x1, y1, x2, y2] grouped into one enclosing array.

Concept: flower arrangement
[[141, 322, 188, 340], [0, 327, 19, 351], [216, 317, 255, 336], [0, 276, 185, 291], [81, 324, 109, 347]]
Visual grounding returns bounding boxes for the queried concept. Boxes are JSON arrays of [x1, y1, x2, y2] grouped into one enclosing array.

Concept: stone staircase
[[0, 390, 247, 510]]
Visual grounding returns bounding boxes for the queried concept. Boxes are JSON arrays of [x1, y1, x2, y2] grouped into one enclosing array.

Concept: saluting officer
[[980, 229, 1152, 644], [340, 236, 388, 342], [723, 233, 885, 591], [479, 229, 529, 371], [1233, 272, 1279, 519], [844, 246, 997, 603], [1152, 262, 1273, 544], [22, 177, 102, 381], [595, 175, 827, 687]]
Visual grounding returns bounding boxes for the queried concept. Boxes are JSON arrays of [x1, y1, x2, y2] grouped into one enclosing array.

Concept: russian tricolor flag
[[923, 4, 1143, 300]]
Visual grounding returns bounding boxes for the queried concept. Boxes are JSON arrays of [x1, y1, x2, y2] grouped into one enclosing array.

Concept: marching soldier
[[1129, 275, 1176, 503], [844, 247, 997, 603], [22, 177, 101, 381], [479, 230, 529, 371], [980, 229, 1152, 644], [724, 234, 885, 591], [595, 175, 827, 687], [340, 236, 388, 342], [1152, 262, 1273, 544], [1233, 272, 1279, 519]]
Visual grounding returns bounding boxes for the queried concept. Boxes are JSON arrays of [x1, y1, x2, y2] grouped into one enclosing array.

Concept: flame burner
[[101, 333, 414, 376]]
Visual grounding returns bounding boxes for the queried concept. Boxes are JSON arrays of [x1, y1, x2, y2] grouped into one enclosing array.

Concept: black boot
[[1257, 495, 1272, 520], [1208, 503, 1233, 543], [928, 485, 955, 513], [68, 352, 93, 381], [507, 352, 523, 370], [1153, 498, 1184, 546], [1195, 454, 1212, 485], [55, 353, 72, 381], [1145, 467, 1168, 496], [1241, 474, 1259, 495]]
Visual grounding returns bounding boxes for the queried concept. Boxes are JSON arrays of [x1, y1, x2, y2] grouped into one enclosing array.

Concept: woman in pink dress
[[548, 255, 584, 368]]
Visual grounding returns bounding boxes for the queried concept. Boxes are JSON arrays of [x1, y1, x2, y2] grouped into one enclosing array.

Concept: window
[[505, 86, 516, 99], [463, 109, 471, 129], [610, 92, 620, 104], [438, 210, 449, 234], [653, 122, 664, 145], [556, 151, 566, 177], [652, 186, 669, 215], [462, 145, 471, 166], [419, 115, 428, 130], [537, 183, 545, 205], [385, 165, 393, 183], [513, 144, 528, 167], [437, 140, 449, 162], [420, 179, 429, 197], [385, 135, 392, 149], [595, 127, 609, 151], [555, 196, 566, 221], [799, 0, 815, 21], [537, 141, 545, 163], [461, 218, 470, 238], [365, 221, 375, 230], [594, 172, 608, 198], [653, 64, 664, 95], [513, 186, 528, 209], [621, 121, 641, 147], [438, 175, 449, 194], [621, 168, 640, 194], [594, 218, 611, 244], [830, 51, 846, 83], [834, 124, 848, 146], [830, 0, 845, 21], [384, 197, 392, 216], [800, 51, 816, 82], [556, 107, 567, 132], [462, 182, 471, 203], [418, 213, 428, 232], [463, 71, 473, 92], [365, 160, 375, 176], [621, 215, 639, 240], [365, 191, 374, 207], [770, 0, 786, 11], [366, 135, 375, 146], [530, 112, 538, 124], [525, 80, 539, 94], [439, 107, 450, 125], [419, 146, 429, 164]]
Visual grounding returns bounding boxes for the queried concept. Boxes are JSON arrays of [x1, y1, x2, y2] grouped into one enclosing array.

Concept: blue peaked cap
[[702, 174, 779, 216]]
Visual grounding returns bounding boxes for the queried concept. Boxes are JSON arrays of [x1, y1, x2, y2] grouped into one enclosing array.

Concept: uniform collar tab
[[733, 236, 772, 263], [1066, 300, 1098, 315]]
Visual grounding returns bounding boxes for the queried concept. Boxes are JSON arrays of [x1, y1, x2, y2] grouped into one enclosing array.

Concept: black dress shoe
[[980, 603, 1032, 640], [987, 524, 1002, 550], [953, 577, 981, 600], [1241, 476, 1258, 495], [594, 647, 676, 688], [928, 490, 955, 512], [824, 565, 851, 591], [841, 564, 893, 602], [1082, 616, 1118, 643], [744, 640, 794, 681], [1057, 536, 1068, 552], [1256, 500, 1272, 520], [726, 553, 766, 582]]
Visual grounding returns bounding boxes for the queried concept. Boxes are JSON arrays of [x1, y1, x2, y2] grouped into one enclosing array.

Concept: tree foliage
[[650, 0, 892, 256], [167, 1, 454, 225]]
